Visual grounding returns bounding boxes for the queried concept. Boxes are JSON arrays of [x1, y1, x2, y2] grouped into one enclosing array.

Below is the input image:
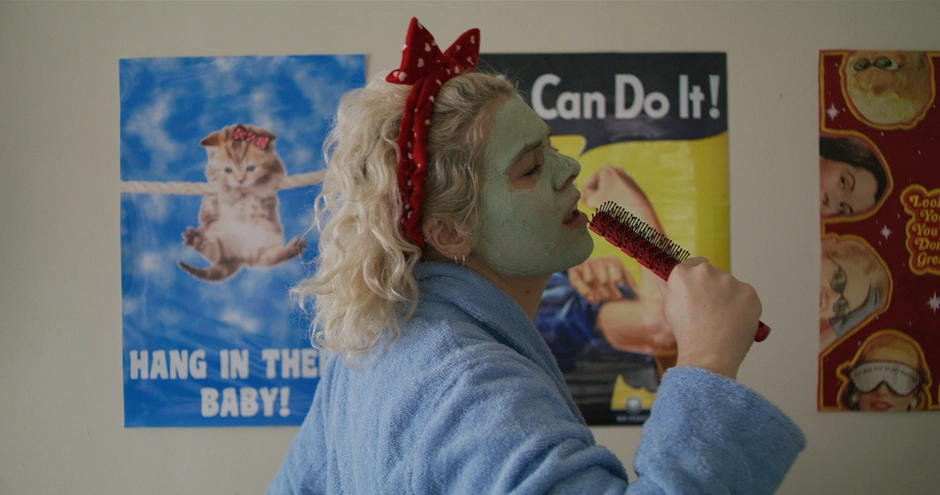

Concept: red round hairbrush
[[589, 201, 770, 343]]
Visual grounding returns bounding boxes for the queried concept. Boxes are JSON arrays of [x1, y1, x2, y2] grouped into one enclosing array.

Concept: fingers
[[568, 265, 592, 301], [569, 256, 629, 304], [658, 257, 762, 379]]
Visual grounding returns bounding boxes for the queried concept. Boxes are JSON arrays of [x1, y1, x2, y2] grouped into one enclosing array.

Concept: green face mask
[[474, 97, 593, 276]]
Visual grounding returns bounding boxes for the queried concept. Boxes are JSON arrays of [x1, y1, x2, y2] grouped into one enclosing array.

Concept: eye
[[832, 296, 849, 318], [853, 58, 871, 71], [246, 165, 256, 172], [516, 149, 543, 178], [524, 159, 542, 177], [224, 167, 233, 173], [873, 56, 900, 70], [830, 263, 847, 293]]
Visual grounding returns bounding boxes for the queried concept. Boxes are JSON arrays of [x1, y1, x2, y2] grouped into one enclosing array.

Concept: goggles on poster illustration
[[827, 255, 849, 319], [849, 361, 922, 396]]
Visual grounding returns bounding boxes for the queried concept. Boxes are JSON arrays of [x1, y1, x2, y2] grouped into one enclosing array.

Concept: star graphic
[[826, 104, 840, 121], [928, 292, 940, 313], [880, 225, 892, 239]]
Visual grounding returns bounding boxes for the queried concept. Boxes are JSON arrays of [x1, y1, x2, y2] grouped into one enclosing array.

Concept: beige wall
[[1, 1, 937, 493]]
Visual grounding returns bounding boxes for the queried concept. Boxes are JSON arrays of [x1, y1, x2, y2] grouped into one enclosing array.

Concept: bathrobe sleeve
[[628, 367, 806, 495]]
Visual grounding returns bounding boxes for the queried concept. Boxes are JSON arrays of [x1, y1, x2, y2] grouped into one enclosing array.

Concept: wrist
[[675, 351, 739, 380]]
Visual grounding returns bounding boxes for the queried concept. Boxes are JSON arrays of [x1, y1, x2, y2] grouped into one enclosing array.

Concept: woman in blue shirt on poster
[[269, 18, 804, 495], [536, 164, 683, 425]]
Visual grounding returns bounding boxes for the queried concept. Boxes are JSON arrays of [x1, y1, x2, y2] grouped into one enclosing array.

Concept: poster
[[481, 53, 729, 425], [818, 50, 940, 412], [120, 54, 365, 426]]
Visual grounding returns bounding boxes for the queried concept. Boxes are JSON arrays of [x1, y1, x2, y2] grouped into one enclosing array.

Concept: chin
[[559, 230, 595, 272]]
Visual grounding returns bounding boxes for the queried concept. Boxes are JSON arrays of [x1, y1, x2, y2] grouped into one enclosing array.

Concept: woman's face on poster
[[849, 341, 925, 412], [820, 252, 872, 319], [819, 157, 879, 217]]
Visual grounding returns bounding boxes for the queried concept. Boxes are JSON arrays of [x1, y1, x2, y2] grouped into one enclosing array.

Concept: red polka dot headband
[[386, 18, 480, 251]]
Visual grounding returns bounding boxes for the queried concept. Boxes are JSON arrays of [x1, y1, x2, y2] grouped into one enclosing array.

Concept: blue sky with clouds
[[120, 54, 364, 427]]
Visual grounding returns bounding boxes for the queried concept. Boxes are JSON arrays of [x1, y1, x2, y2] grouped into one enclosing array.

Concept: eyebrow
[[509, 139, 542, 168], [511, 127, 554, 163]]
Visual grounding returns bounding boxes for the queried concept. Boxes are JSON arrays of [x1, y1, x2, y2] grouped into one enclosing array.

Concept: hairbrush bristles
[[589, 201, 691, 280]]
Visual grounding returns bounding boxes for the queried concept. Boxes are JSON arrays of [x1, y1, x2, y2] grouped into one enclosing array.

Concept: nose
[[873, 383, 892, 397], [821, 186, 843, 215], [550, 149, 581, 191]]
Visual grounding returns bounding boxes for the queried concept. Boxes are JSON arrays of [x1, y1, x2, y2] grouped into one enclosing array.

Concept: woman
[[578, 164, 674, 364], [838, 330, 931, 411], [269, 18, 804, 494], [534, 165, 677, 423], [819, 235, 890, 349], [819, 136, 888, 218]]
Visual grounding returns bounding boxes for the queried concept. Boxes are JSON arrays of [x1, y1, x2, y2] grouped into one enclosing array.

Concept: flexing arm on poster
[[269, 18, 804, 494], [572, 164, 677, 372]]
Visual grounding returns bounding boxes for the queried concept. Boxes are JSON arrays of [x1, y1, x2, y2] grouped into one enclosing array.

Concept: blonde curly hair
[[292, 71, 516, 363]]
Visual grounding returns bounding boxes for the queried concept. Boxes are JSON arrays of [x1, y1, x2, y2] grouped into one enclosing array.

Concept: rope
[[119, 170, 326, 195]]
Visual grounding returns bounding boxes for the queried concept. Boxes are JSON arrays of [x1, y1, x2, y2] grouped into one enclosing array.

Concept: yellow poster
[[481, 53, 729, 424]]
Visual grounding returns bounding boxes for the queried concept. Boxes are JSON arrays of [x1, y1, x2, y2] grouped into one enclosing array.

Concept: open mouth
[[562, 195, 587, 228], [563, 206, 579, 224]]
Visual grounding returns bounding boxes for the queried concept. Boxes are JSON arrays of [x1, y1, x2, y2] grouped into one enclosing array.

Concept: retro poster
[[819, 50, 940, 412], [481, 53, 729, 425], [120, 54, 365, 426]]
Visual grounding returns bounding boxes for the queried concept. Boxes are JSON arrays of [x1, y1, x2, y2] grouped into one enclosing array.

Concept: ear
[[422, 218, 471, 259], [200, 130, 222, 148]]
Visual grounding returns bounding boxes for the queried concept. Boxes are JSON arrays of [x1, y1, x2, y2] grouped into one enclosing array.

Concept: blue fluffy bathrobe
[[268, 263, 805, 494]]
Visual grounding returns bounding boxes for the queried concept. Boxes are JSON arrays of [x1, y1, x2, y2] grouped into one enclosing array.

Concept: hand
[[581, 164, 660, 231], [655, 257, 762, 380], [569, 256, 632, 305]]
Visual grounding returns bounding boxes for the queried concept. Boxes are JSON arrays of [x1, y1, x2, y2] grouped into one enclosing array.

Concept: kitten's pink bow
[[232, 125, 270, 150], [386, 18, 480, 251]]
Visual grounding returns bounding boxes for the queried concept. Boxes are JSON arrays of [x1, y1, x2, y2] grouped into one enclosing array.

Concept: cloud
[[124, 92, 183, 177], [219, 307, 262, 334]]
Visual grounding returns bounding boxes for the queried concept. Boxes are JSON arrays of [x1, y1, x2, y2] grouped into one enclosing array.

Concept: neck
[[465, 258, 550, 320]]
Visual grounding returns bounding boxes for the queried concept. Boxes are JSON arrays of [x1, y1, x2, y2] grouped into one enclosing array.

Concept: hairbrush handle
[[755, 321, 771, 342], [589, 201, 770, 343]]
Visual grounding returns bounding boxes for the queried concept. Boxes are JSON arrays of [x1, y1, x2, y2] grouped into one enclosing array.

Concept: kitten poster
[[818, 50, 940, 412], [480, 53, 729, 425], [120, 54, 365, 427]]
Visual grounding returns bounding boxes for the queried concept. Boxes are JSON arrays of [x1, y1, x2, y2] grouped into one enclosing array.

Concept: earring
[[461, 254, 466, 267], [849, 392, 858, 407], [910, 397, 918, 409]]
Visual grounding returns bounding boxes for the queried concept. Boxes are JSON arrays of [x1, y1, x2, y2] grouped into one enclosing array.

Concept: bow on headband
[[232, 125, 271, 150], [386, 18, 480, 251]]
